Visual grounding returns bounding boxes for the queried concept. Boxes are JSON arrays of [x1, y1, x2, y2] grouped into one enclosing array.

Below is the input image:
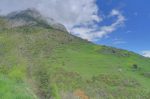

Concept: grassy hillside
[[0, 17, 150, 99]]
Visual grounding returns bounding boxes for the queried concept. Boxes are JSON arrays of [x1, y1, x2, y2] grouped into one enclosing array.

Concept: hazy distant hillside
[[5, 8, 67, 32], [0, 9, 150, 99]]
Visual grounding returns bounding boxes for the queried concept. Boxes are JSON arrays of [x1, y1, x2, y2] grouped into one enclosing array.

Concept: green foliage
[[0, 20, 150, 99], [92, 74, 140, 87], [0, 74, 35, 99], [0, 17, 8, 29], [132, 64, 138, 70], [51, 84, 60, 99], [8, 65, 26, 81], [34, 65, 51, 99]]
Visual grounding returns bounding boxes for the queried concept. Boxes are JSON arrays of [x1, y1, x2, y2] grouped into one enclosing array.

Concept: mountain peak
[[7, 8, 41, 19], [6, 8, 67, 32]]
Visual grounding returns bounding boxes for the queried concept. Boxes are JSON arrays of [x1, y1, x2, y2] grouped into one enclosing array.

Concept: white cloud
[[36, 0, 102, 30], [72, 9, 125, 41], [0, 0, 125, 41], [112, 38, 126, 45], [142, 51, 150, 58]]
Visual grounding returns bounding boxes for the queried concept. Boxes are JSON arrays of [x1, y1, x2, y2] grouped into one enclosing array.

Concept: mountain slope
[[0, 10, 150, 99]]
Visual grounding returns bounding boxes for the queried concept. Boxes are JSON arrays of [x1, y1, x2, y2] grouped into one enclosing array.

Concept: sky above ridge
[[0, 0, 150, 57]]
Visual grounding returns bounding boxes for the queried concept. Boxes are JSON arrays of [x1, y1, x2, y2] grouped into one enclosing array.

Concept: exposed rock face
[[6, 8, 67, 32]]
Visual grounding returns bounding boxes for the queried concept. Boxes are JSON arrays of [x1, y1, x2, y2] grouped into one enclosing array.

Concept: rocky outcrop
[[6, 8, 67, 32]]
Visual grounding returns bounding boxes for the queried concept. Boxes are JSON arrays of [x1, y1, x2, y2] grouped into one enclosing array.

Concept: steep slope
[[0, 10, 150, 99]]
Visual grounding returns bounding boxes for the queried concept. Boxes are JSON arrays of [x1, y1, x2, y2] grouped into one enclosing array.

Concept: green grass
[[0, 17, 150, 98], [0, 74, 36, 99]]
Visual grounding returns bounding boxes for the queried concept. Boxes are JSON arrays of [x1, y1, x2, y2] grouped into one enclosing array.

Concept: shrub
[[132, 64, 138, 69]]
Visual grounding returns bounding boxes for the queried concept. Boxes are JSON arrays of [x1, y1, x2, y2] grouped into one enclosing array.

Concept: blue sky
[[96, 0, 150, 56], [0, 0, 149, 56]]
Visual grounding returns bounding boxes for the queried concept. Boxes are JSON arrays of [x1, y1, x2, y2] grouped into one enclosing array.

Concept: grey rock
[[6, 8, 67, 32]]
